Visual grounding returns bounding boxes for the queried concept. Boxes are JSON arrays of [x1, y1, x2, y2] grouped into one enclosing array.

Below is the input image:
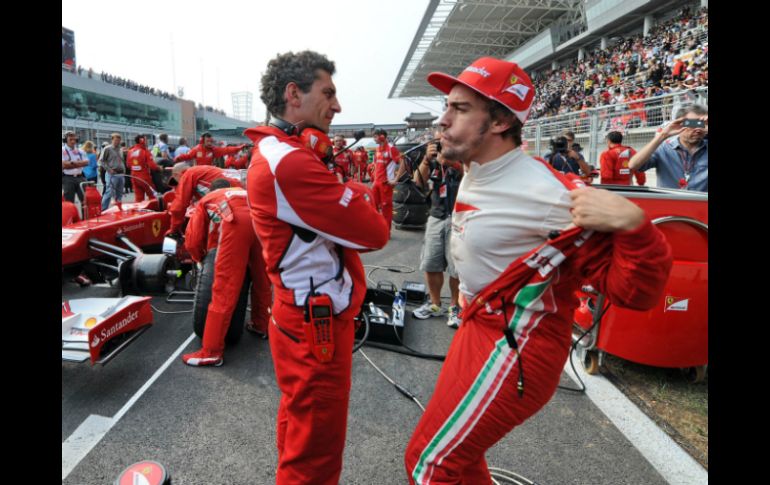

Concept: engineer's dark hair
[[159, 133, 168, 143], [484, 99, 523, 146], [260, 51, 336, 118], [606, 131, 623, 144], [676, 104, 708, 119]]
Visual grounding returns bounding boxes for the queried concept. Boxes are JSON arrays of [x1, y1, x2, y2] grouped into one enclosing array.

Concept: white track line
[[563, 358, 707, 485], [62, 333, 196, 480]]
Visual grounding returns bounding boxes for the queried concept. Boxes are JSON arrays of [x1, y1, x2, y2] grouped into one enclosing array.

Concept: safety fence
[[522, 87, 708, 166]]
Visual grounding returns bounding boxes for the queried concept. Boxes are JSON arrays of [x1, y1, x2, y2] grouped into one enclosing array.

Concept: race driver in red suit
[[166, 163, 244, 235], [404, 57, 673, 484], [126, 135, 161, 202], [246, 50, 389, 485], [181, 180, 272, 366], [371, 128, 403, 235], [174, 132, 245, 166]]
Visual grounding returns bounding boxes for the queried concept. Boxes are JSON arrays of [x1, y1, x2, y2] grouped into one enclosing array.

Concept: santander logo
[[465, 66, 491, 78], [91, 310, 139, 347]]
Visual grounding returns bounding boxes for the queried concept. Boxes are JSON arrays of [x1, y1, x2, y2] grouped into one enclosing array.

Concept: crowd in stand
[[196, 104, 227, 116], [69, 64, 228, 116], [529, 5, 708, 121], [98, 71, 178, 101]]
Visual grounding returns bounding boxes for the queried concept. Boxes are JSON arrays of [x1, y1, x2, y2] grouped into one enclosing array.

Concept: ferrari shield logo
[[152, 219, 162, 237], [664, 296, 689, 312]]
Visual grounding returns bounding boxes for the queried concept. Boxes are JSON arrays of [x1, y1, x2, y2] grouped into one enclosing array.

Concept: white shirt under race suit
[[451, 147, 574, 301]]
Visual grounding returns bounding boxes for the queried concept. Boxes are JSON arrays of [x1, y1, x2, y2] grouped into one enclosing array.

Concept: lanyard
[[675, 145, 697, 188]]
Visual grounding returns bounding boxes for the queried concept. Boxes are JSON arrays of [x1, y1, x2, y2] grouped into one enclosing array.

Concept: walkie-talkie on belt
[[304, 277, 335, 363]]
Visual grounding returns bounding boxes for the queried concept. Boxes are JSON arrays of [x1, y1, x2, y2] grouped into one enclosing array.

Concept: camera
[[682, 119, 705, 129], [550, 136, 569, 154], [435, 141, 442, 153], [571, 142, 582, 152]]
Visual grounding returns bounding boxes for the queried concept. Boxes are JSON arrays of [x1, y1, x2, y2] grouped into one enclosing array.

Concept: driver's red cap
[[427, 57, 535, 124]]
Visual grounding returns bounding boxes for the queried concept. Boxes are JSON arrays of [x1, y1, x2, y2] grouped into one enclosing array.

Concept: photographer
[[545, 133, 591, 176], [412, 133, 464, 328], [629, 104, 708, 191]]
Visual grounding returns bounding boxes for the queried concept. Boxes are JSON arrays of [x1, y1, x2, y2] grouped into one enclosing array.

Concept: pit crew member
[[246, 50, 389, 485]]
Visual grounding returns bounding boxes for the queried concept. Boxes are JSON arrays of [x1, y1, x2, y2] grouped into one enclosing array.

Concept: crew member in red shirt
[[224, 146, 252, 169], [181, 180, 272, 366], [600, 131, 646, 185], [332, 134, 353, 181], [351, 146, 369, 182], [126, 135, 160, 202], [371, 128, 403, 234], [166, 163, 244, 234], [174, 132, 245, 166], [247, 50, 389, 484]]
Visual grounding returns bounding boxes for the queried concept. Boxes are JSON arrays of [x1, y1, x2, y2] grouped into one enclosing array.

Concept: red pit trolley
[[573, 185, 707, 382]]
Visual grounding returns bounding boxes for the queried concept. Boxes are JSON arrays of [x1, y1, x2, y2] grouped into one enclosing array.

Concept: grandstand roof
[[389, 0, 584, 99]]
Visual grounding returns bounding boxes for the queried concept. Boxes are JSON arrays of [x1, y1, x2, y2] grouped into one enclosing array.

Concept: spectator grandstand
[[530, 5, 707, 120], [69, 65, 228, 117]]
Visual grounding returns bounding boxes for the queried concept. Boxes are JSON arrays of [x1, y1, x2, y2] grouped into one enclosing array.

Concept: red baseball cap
[[427, 57, 535, 124]]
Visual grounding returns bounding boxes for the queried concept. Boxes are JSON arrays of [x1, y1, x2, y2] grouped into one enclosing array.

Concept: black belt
[[62, 174, 83, 177]]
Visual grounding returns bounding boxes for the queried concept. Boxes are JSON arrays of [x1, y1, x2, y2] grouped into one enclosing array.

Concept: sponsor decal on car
[[664, 296, 689, 312], [91, 310, 139, 347], [121, 223, 145, 233], [152, 219, 162, 237]]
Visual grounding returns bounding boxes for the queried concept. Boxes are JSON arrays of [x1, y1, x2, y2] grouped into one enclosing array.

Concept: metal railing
[[522, 87, 707, 166]]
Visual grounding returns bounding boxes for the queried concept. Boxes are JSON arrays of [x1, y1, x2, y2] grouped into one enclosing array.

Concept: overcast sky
[[62, 0, 447, 124]]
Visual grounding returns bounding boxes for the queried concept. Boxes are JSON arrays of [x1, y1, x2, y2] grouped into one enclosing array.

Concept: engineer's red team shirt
[[175, 143, 244, 166], [374, 143, 400, 184], [244, 126, 389, 316]]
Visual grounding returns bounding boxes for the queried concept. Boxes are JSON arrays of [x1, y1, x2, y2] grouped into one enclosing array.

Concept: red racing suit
[[175, 142, 244, 166], [600, 144, 646, 185], [372, 142, 401, 232], [350, 150, 367, 182], [168, 165, 244, 233], [245, 125, 389, 485], [225, 152, 250, 169], [333, 150, 353, 181], [184, 188, 271, 342], [404, 162, 672, 484], [126, 143, 160, 202]]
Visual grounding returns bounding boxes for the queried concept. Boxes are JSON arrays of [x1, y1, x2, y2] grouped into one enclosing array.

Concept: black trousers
[[62, 175, 85, 203]]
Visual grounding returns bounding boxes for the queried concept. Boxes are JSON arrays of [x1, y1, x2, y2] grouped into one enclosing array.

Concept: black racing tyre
[[192, 249, 249, 346]]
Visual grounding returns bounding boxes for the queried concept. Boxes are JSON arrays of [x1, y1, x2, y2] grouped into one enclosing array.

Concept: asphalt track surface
[[62, 225, 670, 485]]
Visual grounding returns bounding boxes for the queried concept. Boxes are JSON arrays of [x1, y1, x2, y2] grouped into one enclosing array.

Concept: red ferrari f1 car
[[62, 181, 190, 364]]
